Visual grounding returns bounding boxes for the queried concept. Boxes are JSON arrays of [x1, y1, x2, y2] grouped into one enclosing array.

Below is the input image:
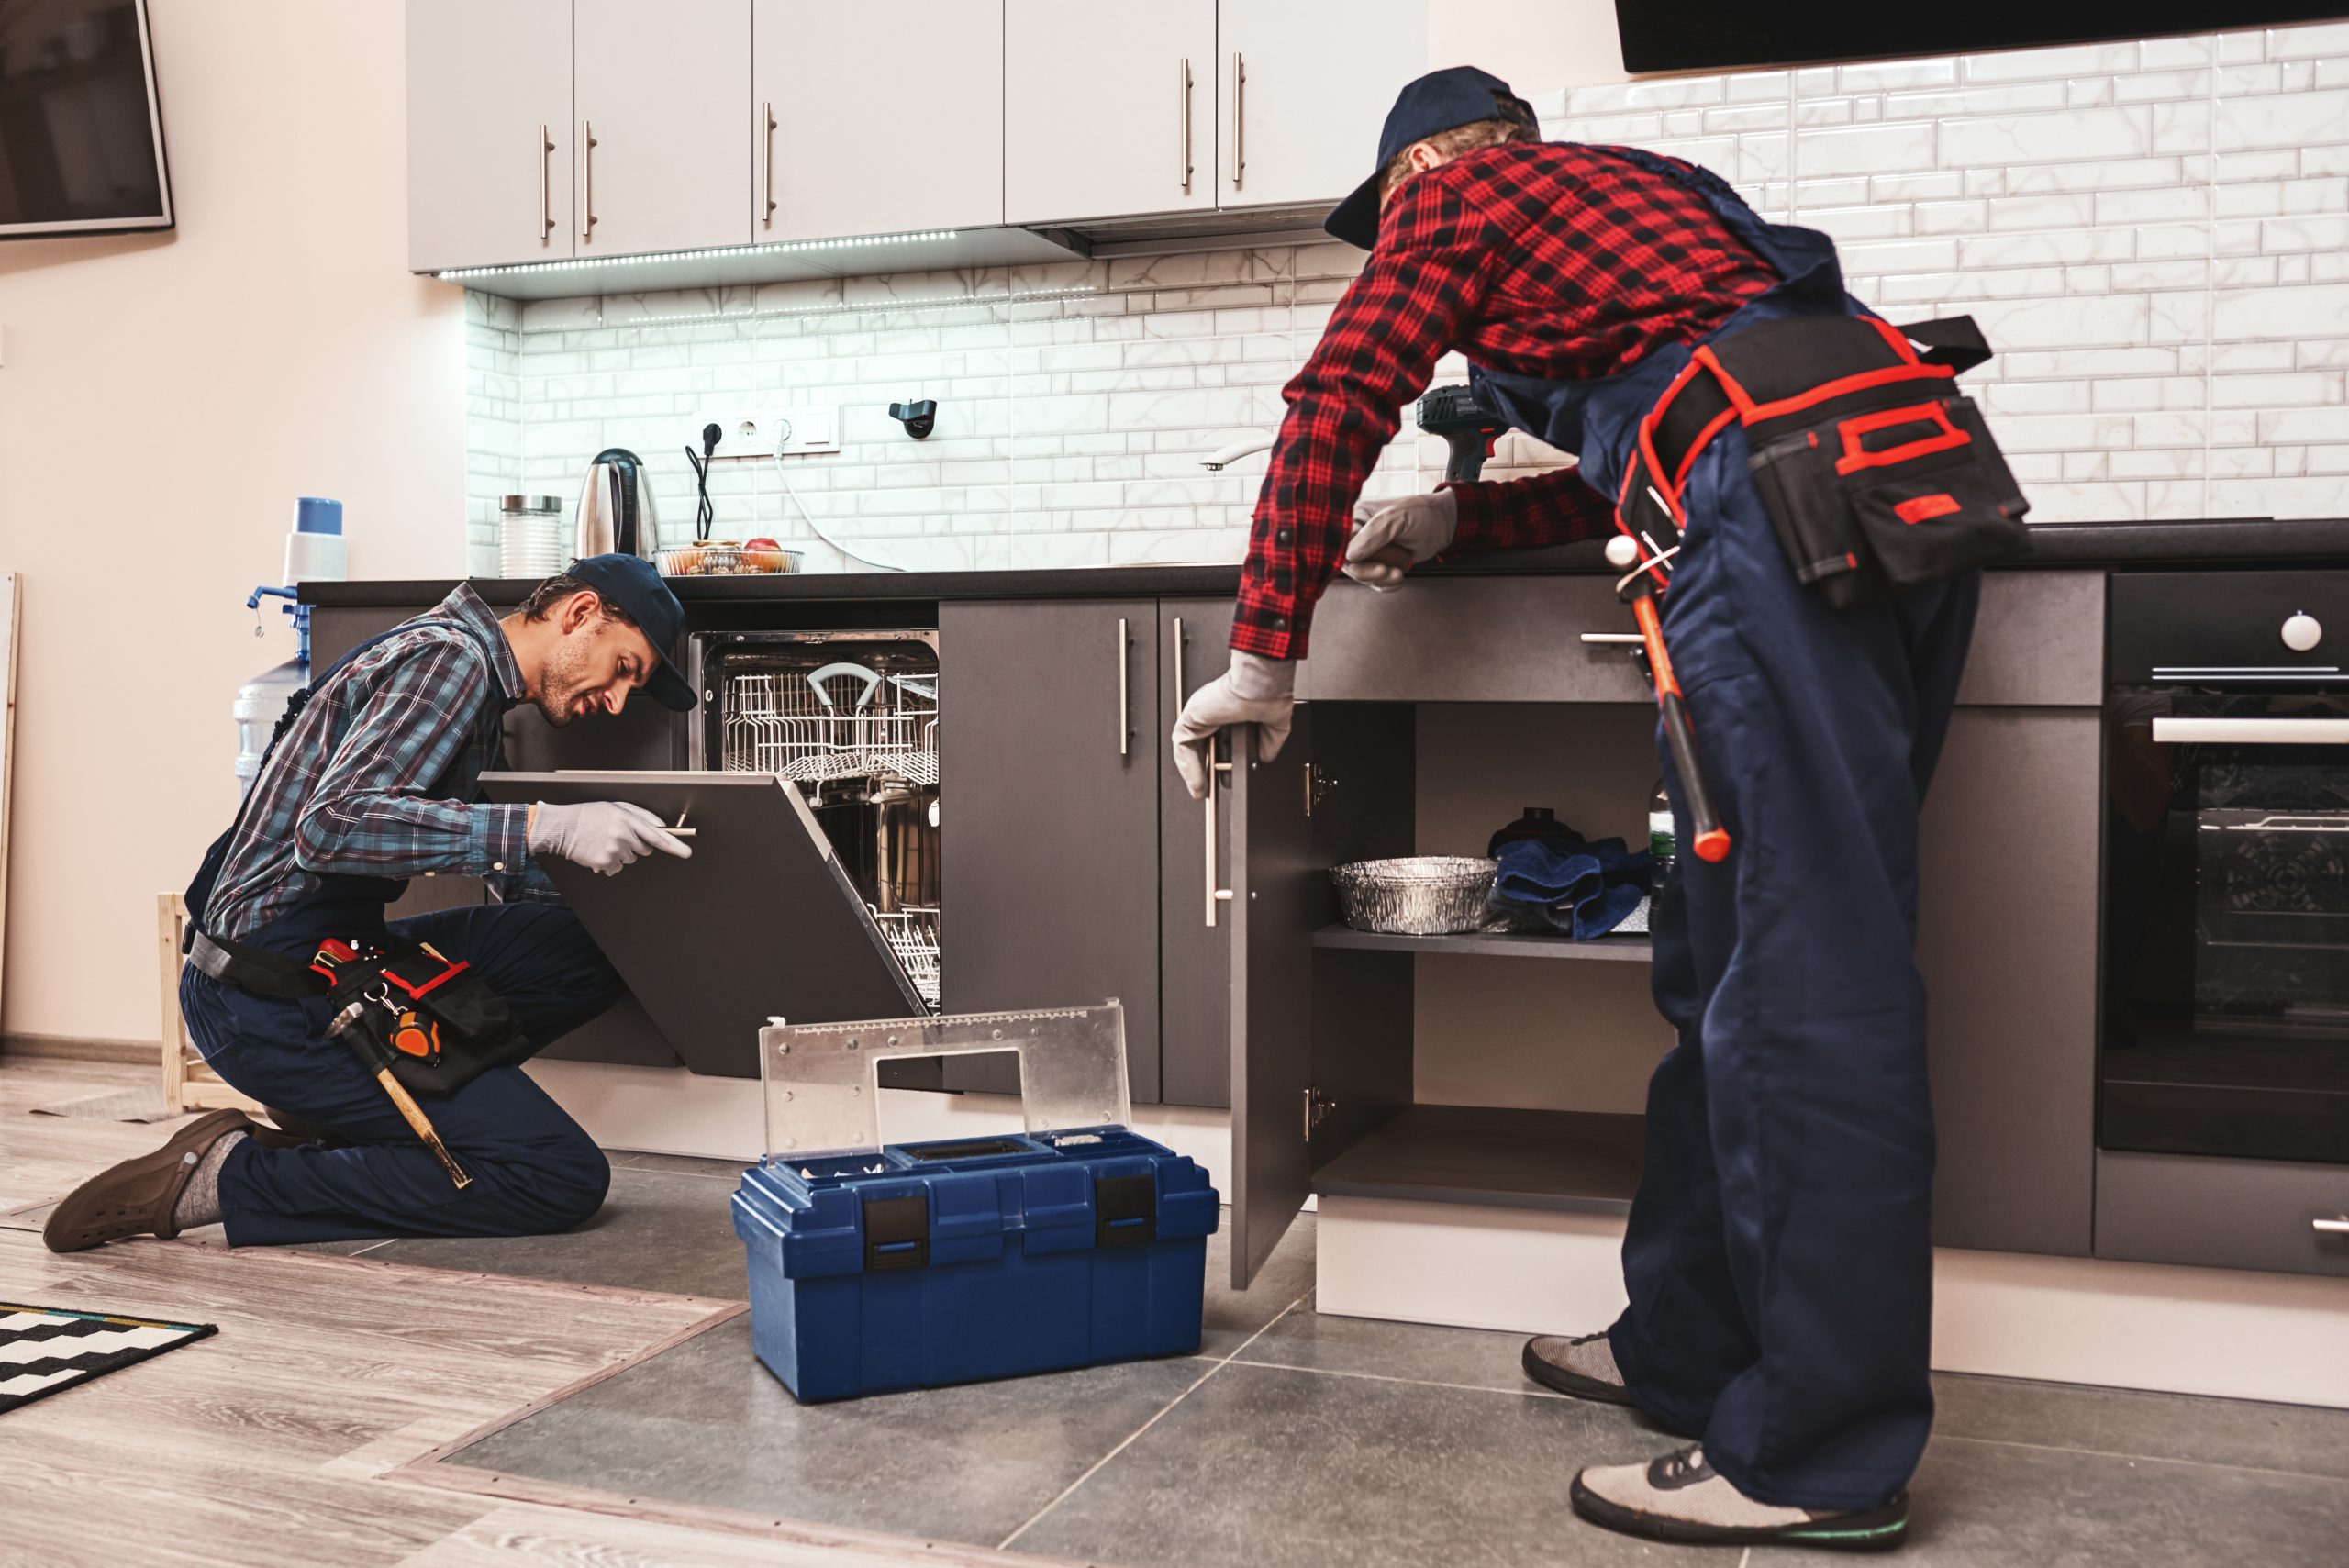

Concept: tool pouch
[[317, 940, 529, 1097], [1653, 315, 2031, 609]]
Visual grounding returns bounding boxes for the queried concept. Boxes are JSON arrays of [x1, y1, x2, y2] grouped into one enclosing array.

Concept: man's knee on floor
[[495, 1134, 611, 1232]]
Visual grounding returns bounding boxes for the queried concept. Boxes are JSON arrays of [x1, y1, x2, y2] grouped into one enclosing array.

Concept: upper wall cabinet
[[754, 1, 1004, 244], [1219, 0, 1430, 213], [406, 0, 574, 272], [573, 0, 751, 258], [1005, 0, 1427, 228], [1004, 0, 1219, 227]]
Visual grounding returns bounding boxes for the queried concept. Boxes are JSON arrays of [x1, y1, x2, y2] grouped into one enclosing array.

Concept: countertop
[[302, 517, 2349, 607]]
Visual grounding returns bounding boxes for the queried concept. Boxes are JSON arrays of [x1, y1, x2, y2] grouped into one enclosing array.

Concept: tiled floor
[[392, 1151, 2349, 1568]]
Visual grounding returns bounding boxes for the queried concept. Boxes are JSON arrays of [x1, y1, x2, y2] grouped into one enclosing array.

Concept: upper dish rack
[[722, 664, 940, 785]]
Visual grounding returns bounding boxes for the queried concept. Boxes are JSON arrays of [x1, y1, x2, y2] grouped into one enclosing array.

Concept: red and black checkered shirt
[[1233, 140, 1781, 660]]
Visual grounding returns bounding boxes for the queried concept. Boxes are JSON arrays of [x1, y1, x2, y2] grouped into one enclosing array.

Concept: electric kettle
[[573, 448, 660, 560]]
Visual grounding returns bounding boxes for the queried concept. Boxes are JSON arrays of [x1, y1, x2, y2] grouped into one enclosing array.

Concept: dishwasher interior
[[693, 630, 941, 1009]]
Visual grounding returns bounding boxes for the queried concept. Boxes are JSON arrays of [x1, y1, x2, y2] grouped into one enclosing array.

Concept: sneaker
[[1572, 1444, 1909, 1551], [1521, 1331, 1631, 1405]]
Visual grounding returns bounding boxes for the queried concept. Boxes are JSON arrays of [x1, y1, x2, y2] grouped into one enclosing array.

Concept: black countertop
[[302, 517, 2349, 607]]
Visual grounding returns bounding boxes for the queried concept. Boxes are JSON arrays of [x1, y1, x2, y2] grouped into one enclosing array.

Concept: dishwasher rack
[[721, 668, 939, 785]]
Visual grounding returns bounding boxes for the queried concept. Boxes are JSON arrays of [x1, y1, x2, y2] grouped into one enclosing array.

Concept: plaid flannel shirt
[[204, 584, 554, 941], [1234, 140, 1782, 659]]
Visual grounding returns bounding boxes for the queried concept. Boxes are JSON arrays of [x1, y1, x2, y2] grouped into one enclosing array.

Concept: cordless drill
[[1416, 384, 1509, 482]]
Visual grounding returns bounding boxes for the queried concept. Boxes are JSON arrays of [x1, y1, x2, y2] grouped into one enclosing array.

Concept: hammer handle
[[373, 1066, 473, 1190]]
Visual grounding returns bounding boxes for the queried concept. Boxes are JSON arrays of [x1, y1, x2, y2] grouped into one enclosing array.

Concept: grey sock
[[171, 1129, 246, 1230]]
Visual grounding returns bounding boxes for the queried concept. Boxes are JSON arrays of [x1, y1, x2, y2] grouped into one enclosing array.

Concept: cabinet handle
[[1117, 617, 1130, 758], [2317, 1217, 2349, 1234], [758, 101, 777, 230], [1230, 52, 1245, 191], [1177, 58, 1194, 195], [1204, 740, 1233, 927], [536, 123, 555, 242], [579, 118, 597, 243]]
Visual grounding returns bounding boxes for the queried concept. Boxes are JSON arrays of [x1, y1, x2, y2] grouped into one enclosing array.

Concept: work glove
[[1172, 651, 1296, 800], [527, 800, 691, 876], [1343, 489, 1459, 590]]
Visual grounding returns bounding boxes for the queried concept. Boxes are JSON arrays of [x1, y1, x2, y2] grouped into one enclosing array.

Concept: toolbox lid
[[756, 1001, 1131, 1159], [480, 772, 925, 1077], [732, 1126, 1221, 1281]]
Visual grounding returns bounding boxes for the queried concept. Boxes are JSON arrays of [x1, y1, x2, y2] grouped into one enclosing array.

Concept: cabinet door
[[1920, 707, 2101, 1256], [1159, 601, 1233, 1109], [405, 0, 573, 272], [1218, 0, 1427, 211], [753, 1, 1003, 243], [1005, 0, 1216, 225], [573, 0, 751, 258], [938, 601, 1163, 1102]]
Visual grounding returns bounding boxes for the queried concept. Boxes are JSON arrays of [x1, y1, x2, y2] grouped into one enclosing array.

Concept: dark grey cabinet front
[[938, 599, 1164, 1101], [1159, 600, 1238, 1110]]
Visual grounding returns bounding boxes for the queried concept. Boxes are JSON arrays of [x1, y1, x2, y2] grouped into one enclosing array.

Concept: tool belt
[[188, 928, 527, 1097], [1615, 314, 2029, 608]]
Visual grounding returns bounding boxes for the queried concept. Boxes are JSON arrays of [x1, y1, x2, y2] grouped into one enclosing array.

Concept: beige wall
[[0, 0, 464, 1043]]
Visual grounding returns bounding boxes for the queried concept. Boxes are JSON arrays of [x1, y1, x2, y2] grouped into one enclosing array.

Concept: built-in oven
[[2102, 572, 2349, 1166]]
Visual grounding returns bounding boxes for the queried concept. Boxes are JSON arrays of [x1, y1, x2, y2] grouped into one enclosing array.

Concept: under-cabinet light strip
[[596, 284, 1100, 329], [435, 228, 963, 281]]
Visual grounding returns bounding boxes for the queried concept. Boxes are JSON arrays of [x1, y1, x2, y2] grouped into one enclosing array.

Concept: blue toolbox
[[731, 1002, 1220, 1401]]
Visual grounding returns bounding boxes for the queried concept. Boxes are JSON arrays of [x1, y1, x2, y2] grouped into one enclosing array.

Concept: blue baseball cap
[[564, 553, 696, 711], [1324, 66, 1536, 250]]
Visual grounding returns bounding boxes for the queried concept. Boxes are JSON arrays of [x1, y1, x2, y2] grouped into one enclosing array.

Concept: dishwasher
[[691, 630, 941, 1010]]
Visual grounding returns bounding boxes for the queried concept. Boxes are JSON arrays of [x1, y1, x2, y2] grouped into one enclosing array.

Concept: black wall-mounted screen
[[1616, 4, 2348, 74], [0, 0, 172, 239]]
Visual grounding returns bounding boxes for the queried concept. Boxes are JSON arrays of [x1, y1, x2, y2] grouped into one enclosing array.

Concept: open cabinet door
[[1226, 713, 1320, 1288]]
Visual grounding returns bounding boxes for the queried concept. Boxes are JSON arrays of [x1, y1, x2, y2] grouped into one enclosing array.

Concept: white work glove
[[1343, 490, 1459, 590], [527, 801, 691, 876], [1171, 651, 1297, 800]]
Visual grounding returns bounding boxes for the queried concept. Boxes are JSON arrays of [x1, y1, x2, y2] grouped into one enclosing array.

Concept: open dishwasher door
[[482, 771, 927, 1078]]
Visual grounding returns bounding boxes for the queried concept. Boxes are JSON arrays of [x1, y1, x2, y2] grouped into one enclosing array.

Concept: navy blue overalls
[[1475, 151, 1979, 1509], [179, 621, 628, 1247]]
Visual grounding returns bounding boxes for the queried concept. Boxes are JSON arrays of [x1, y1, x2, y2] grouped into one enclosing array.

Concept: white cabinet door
[[405, 0, 573, 272], [573, 0, 751, 258], [753, 1, 1002, 244], [1005, 0, 1216, 226], [1218, 0, 1427, 211]]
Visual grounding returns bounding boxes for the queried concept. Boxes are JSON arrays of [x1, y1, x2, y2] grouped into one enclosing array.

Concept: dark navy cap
[[1324, 66, 1535, 250], [565, 553, 696, 711]]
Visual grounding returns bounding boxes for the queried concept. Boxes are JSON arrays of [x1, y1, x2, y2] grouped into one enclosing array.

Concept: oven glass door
[[2101, 689, 2349, 1163]]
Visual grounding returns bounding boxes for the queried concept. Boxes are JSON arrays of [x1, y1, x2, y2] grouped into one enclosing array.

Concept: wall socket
[[707, 406, 839, 457]]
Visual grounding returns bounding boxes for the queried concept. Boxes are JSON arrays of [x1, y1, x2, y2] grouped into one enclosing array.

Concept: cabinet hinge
[[1303, 1084, 1336, 1141]]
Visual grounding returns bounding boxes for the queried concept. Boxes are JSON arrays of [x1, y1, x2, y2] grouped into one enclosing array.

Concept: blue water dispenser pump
[[247, 584, 311, 664]]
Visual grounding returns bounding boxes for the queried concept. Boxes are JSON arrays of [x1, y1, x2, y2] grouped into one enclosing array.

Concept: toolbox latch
[[1094, 1173, 1156, 1248], [863, 1194, 930, 1272]]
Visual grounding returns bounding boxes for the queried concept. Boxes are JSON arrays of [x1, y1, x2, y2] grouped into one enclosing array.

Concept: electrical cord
[[685, 422, 721, 542], [773, 436, 905, 573]]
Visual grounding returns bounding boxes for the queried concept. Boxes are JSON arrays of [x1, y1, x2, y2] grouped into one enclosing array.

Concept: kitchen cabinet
[[1157, 602, 1233, 1106], [751, 1, 1003, 244], [938, 600, 1164, 1103], [1003, 0, 1218, 226], [573, 0, 751, 259], [405, 0, 573, 272], [1216, 0, 1429, 212]]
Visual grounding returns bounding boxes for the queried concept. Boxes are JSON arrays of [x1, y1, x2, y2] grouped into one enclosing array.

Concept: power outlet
[[706, 406, 840, 457]]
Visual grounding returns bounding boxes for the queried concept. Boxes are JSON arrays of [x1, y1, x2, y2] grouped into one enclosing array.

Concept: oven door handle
[[2149, 717, 2349, 744]]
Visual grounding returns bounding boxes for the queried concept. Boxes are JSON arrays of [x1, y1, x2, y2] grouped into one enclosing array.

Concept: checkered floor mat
[[0, 1303, 217, 1413]]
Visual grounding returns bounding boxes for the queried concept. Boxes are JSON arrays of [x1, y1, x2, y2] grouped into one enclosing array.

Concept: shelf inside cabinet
[[1312, 925, 1653, 962], [1311, 1105, 1645, 1215]]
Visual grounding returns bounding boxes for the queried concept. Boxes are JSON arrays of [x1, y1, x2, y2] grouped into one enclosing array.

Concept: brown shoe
[[42, 1109, 257, 1253]]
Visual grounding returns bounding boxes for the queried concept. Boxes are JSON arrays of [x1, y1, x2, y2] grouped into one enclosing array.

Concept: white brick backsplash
[[465, 35, 2349, 558]]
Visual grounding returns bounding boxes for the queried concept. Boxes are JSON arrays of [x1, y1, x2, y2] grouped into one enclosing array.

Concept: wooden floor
[[0, 1056, 1055, 1568]]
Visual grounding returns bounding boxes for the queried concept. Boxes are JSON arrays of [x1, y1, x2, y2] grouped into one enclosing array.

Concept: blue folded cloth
[[1488, 837, 1654, 940]]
